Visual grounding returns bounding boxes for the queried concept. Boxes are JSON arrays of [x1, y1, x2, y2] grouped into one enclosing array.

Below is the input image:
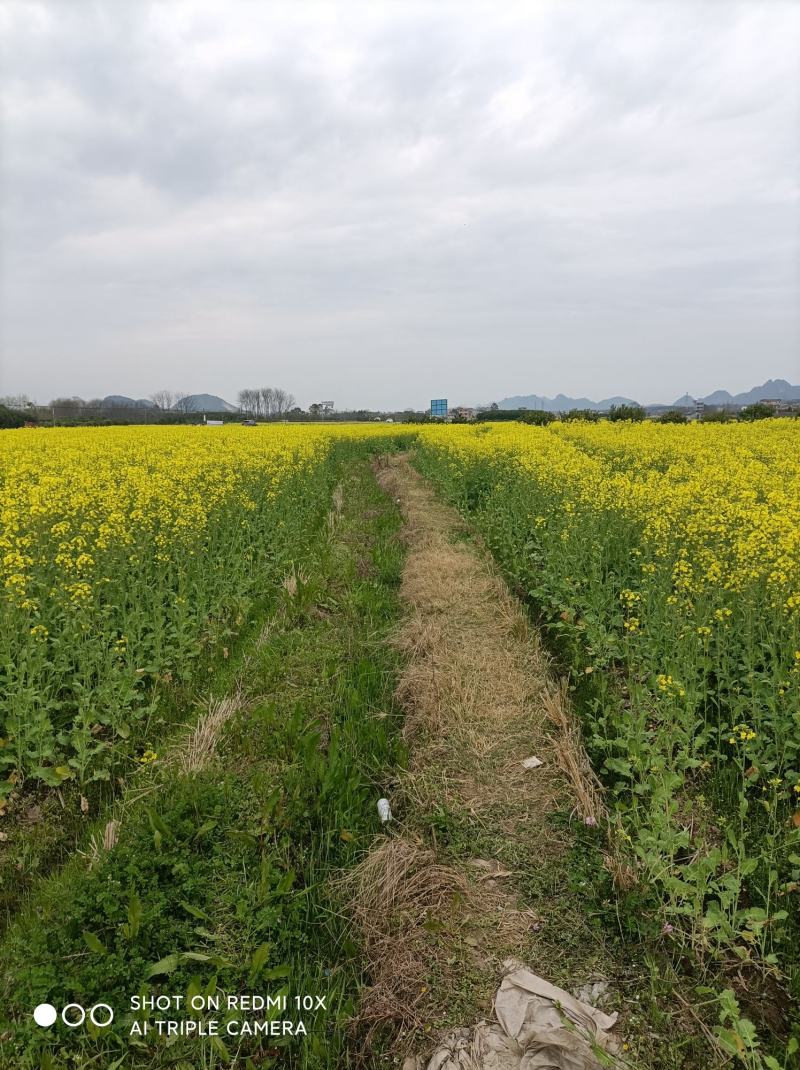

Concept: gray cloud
[[1, 0, 798, 409]]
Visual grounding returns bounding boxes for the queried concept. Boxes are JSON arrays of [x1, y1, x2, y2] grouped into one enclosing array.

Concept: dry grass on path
[[379, 452, 602, 837]]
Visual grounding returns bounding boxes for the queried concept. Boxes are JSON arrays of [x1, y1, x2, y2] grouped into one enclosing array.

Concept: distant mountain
[[103, 395, 156, 408], [678, 379, 800, 408], [697, 389, 734, 406], [736, 378, 800, 404], [498, 393, 639, 412], [496, 377, 800, 413], [176, 393, 238, 413]]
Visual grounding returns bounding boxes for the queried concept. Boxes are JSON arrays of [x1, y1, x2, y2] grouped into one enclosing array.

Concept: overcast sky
[[1, 1, 798, 409]]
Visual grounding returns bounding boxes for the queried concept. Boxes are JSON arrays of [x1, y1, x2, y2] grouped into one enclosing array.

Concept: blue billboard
[[430, 398, 448, 417]]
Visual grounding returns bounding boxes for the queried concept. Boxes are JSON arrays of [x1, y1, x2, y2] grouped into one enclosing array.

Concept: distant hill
[[103, 395, 156, 408], [176, 394, 238, 413], [677, 379, 800, 407], [498, 393, 639, 412], [495, 378, 800, 412]]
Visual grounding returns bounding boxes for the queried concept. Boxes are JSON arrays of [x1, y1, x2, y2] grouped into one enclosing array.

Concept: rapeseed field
[[414, 420, 800, 991]]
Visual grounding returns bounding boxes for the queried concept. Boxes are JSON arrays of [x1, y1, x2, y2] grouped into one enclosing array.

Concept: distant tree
[[0, 394, 34, 411], [490, 402, 499, 412], [562, 408, 600, 422], [309, 403, 322, 418], [237, 389, 260, 417], [702, 409, 732, 423], [258, 387, 274, 416], [476, 408, 530, 422], [237, 386, 296, 419], [273, 388, 295, 415], [48, 397, 88, 424], [50, 397, 87, 413], [150, 390, 181, 411], [521, 410, 555, 425], [657, 409, 688, 424], [0, 404, 26, 428], [738, 403, 774, 422], [173, 395, 194, 414], [608, 404, 646, 422]]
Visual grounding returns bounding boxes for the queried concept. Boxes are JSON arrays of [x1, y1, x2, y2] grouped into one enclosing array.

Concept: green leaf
[[146, 808, 172, 840], [33, 765, 73, 787], [210, 955, 234, 970], [249, 942, 271, 979], [275, 868, 295, 895], [146, 953, 179, 978], [210, 1035, 231, 1063], [193, 927, 219, 941], [122, 891, 142, 941], [180, 901, 209, 920], [603, 757, 633, 778], [82, 930, 108, 955], [714, 1027, 743, 1056]]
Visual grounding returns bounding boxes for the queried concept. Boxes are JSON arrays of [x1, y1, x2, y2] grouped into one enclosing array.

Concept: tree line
[[0, 387, 298, 425], [236, 387, 296, 418], [474, 402, 786, 424]]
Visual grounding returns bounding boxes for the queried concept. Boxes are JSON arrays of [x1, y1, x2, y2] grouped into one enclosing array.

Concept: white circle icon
[[89, 1003, 114, 1027], [62, 1003, 86, 1027], [33, 1003, 57, 1028]]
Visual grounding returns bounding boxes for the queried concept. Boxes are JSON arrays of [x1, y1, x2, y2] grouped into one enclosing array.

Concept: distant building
[[449, 406, 475, 421], [761, 398, 800, 414]]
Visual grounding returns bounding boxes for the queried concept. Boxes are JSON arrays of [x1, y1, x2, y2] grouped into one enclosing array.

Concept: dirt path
[[348, 455, 624, 1067], [381, 452, 604, 844]]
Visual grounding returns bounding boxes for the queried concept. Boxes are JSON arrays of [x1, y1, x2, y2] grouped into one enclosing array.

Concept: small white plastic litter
[[522, 756, 544, 770], [377, 798, 392, 823]]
